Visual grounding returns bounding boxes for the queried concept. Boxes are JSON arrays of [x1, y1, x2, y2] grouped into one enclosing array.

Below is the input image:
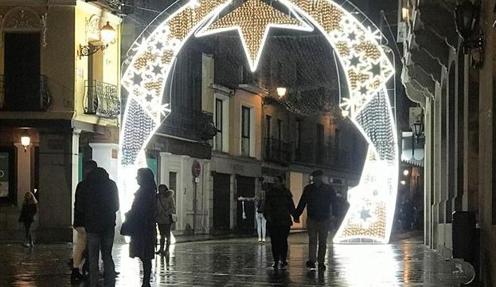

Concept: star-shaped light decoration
[[360, 208, 372, 221], [196, 0, 313, 71]]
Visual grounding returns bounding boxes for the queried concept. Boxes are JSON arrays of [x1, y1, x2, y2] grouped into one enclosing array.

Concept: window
[[265, 115, 272, 157], [335, 128, 341, 162], [277, 119, 282, 142], [265, 115, 272, 138], [316, 124, 324, 163], [335, 128, 341, 151], [241, 106, 251, 156], [4, 33, 41, 111], [295, 120, 302, 151], [0, 148, 15, 204], [214, 95, 229, 152], [215, 99, 223, 151]]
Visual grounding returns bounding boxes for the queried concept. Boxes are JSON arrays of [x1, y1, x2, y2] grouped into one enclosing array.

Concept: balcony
[[264, 138, 291, 165], [160, 108, 216, 142], [294, 141, 352, 171], [84, 80, 120, 119], [0, 74, 51, 111]]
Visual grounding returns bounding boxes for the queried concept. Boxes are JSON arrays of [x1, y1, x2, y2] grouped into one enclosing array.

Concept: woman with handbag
[[126, 168, 157, 287], [155, 184, 176, 256]]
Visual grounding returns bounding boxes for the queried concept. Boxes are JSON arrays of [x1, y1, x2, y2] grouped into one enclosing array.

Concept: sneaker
[[258, 239, 262, 243], [262, 238, 266, 243], [318, 263, 326, 271], [306, 261, 316, 269], [155, 250, 163, 255], [280, 261, 288, 270]]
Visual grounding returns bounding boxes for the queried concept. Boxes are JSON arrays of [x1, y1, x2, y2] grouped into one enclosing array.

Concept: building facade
[[399, 0, 496, 285], [0, 0, 122, 242]]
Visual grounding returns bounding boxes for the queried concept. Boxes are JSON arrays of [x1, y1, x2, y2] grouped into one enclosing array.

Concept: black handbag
[[120, 213, 135, 236]]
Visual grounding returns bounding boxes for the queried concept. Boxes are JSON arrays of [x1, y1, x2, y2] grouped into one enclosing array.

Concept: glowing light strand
[[119, 0, 398, 242]]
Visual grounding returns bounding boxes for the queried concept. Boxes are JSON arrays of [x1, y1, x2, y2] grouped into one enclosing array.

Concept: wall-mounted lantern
[[455, 0, 484, 68], [20, 134, 31, 152], [78, 21, 116, 58]]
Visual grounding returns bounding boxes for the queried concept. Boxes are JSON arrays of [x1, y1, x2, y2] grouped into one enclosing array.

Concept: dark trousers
[[307, 218, 330, 265], [87, 229, 116, 287], [157, 223, 172, 252], [141, 258, 152, 284], [23, 221, 33, 243], [268, 224, 290, 263]]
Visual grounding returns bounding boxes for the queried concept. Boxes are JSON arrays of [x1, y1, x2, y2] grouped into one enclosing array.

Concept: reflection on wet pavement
[[0, 233, 468, 286]]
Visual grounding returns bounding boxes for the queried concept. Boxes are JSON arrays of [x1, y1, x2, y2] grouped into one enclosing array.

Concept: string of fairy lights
[[120, 0, 398, 243]]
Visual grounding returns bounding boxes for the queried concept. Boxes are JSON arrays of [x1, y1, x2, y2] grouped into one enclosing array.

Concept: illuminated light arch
[[120, 0, 398, 243]]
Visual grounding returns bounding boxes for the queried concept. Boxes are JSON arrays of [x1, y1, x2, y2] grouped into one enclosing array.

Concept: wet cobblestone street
[[0, 233, 471, 286]]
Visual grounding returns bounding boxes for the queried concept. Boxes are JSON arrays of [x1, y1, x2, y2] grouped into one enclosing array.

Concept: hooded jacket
[[83, 168, 120, 233]]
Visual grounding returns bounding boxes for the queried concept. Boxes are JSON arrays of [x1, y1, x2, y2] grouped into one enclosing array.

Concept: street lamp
[[78, 21, 116, 58], [412, 119, 423, 141], [276, 87, 287, 98]]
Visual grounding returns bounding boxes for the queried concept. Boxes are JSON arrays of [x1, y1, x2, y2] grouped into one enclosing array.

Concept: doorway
[[213, 173, 230, 232], [4, 32, 41, 111], [236, 175, 255, 234]]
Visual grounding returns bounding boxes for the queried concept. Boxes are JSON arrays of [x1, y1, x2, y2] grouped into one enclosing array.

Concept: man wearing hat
[[293, 170, 337, 271]]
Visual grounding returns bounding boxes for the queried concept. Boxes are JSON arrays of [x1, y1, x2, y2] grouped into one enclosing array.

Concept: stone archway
[[120, 0, 398, 243]]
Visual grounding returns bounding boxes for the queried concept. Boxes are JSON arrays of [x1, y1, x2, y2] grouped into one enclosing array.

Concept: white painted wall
[[90, 143, 119, 181]]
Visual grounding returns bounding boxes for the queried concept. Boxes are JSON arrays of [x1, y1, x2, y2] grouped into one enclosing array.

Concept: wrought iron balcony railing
[[294, 141, 352, 171], [0, 74, 51, 111], [264, 138, 291, 165], [84, 80, 120, 119], [160, 108, 216, 142]]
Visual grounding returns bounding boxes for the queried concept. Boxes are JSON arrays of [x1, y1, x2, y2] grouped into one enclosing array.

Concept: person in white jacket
[[238, 177, 267, 243]]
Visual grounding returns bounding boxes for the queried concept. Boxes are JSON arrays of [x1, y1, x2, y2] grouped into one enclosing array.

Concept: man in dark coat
[[294, 170, 337, 271], [83, 167, 120, 287], [71, 160, 97, 283]]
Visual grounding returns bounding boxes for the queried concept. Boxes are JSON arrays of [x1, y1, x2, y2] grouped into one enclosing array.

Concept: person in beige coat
[[155, 184, 176, 256]]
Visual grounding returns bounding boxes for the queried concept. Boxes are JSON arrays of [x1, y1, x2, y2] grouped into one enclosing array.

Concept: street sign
[[192, 160, 201, 178]]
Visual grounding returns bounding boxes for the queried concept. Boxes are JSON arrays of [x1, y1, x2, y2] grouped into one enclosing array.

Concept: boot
[[155, 238, 165, 254], [71, 268, 86, 284]]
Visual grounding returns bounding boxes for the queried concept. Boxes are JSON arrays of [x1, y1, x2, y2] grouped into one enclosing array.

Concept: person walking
[[128, 168, 157, 287], [83, 167, 120, 287], [264, 176, 295, 269], [155, 184, 176, 256], [18, 191, 38, 248], [238, 177, 267, 243], [71, 160, 97, 283], [293, 170, 337, 271]]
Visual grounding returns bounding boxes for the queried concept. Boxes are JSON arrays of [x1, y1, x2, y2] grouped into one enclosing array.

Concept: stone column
[[432, 83, 443, 249], [424, 98, 433, 248], [462, 54, 476, 212], [14, 143, 32, 207], [230, 174, 235, 230], [37, 129, 79, 242]]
